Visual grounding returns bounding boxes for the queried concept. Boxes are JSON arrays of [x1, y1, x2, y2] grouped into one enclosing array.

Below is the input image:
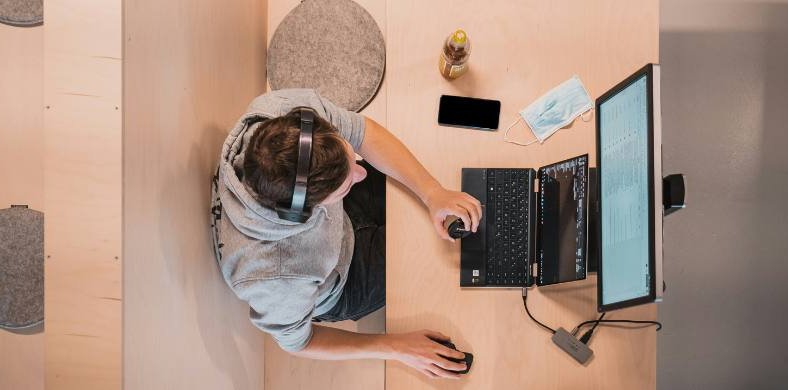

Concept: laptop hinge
[[526, 187, 538, 287]]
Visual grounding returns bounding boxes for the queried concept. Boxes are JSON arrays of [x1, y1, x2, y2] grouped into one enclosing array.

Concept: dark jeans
[[314, 161, 386, 322]]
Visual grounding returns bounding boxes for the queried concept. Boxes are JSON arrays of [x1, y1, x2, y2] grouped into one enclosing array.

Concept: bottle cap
[[451, 29, 467, 45]]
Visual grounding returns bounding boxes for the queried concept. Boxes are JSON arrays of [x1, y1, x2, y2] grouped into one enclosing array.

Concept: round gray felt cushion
[[0, 0, 43, 26], [0, 207, 44, 329], [268, 0, 385, 112]]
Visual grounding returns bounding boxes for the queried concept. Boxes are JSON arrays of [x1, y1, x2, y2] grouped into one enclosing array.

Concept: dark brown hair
[[241, 111, 350, 210]]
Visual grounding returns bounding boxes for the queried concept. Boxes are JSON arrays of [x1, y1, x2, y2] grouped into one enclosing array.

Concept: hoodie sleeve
[[317, 94, 366, 152], [233, 277, 319, 352]]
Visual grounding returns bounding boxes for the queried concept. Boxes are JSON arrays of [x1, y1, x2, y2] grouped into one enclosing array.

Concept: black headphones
[[274, 107, 316, 223]]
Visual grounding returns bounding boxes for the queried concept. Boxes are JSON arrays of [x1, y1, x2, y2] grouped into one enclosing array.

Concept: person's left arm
[[358, 116, 481, 241]]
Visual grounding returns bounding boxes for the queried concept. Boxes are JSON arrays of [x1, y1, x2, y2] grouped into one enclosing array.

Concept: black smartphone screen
[[438, 95, 501, 130]]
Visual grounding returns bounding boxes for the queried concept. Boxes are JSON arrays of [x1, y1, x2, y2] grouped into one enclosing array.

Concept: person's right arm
[[236, 277, 467, 379], [293, 325, 468, 379]]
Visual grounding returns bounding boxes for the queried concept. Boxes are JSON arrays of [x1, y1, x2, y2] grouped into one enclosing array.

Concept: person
[[211, 89, 482, 379]]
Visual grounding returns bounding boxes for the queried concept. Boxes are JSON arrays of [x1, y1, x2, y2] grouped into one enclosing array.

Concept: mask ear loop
[[503, 116, 539, 147], [580, 108, 594, 122]]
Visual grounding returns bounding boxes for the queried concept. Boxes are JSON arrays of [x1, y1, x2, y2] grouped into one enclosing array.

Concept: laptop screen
[[598, 74, 652, 305], [537, 155, 589, 285]]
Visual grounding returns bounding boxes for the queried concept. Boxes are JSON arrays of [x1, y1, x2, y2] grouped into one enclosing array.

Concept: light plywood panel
[[262, 1, 387, 389], [385, 1, 658, 389], [0, 24, 44, 210], [43, 0, 123, 388], [0, 23, 44, 390], [122, 0, 268, 389], [0, 327, 43, 390]]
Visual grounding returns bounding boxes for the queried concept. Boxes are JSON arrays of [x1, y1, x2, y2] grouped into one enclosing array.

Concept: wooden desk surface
[[384, 1, 659, 389]]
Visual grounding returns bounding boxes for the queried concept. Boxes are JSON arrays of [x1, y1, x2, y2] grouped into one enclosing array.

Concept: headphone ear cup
[[275, 203, 312, 223]]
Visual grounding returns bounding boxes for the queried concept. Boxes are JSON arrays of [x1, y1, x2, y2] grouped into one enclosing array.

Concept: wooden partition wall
[[43, 0, 122, 388], [123, 0, 268, 389], [39, 0, 267, 388], [0, 22, 44, 390]]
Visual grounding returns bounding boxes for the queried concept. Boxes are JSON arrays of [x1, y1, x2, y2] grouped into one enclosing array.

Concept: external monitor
[[595, 64, 663, 312]]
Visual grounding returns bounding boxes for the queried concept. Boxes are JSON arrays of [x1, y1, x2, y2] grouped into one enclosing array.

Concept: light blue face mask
[[504, 75, 593, 146]]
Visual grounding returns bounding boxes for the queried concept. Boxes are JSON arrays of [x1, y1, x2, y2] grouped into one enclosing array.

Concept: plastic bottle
[[438, 29, 471, 80]]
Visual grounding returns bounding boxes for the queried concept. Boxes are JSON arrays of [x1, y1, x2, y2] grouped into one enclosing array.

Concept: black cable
[[522, 288, 555, 334], [576, 313, 661, 345], [577, 312, 606, 344], [588, 312, 606, 334], [574, 318, 662, 334], [521, 288, 662, 344], [573, 312, 606, 336]]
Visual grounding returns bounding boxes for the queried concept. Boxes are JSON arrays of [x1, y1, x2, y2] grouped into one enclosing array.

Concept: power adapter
[[551, 327, 593, 364]]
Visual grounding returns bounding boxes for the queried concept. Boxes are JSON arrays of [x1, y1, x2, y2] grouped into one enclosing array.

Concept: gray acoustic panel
[[0, 0, 43, 27], [268, 0, 385, 112], [0, 206, 44, 329]]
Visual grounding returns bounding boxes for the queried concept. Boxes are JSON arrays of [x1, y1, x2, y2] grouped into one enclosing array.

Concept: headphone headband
[[275, 107, 315, 223]]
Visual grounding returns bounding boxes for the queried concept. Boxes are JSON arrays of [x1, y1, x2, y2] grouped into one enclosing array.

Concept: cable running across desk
[[573, 317, 662, 335], [521, 287, 555, 334], [521, 287, 663, 343]]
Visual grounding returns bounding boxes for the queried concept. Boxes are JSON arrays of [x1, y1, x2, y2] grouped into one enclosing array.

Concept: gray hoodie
[[211, 89, 365, 352]]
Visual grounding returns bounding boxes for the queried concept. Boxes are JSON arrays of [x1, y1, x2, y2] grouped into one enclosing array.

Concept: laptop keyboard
[[486, 169, 531, 286]]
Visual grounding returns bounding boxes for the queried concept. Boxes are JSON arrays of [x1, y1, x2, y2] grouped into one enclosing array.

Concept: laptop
[[459, 154, 590, 288]]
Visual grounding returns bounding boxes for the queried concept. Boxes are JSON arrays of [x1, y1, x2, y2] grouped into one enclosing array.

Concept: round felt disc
[[0, 0, 43, 27], [267, 0, 385, 112], [0, 206, 44, 329]]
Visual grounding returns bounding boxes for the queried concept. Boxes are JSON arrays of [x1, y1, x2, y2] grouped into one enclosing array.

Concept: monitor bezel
[[595, 64, 658, 312]]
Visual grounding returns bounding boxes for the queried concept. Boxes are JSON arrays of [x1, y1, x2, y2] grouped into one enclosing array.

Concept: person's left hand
[[424, 187, 483, 242]]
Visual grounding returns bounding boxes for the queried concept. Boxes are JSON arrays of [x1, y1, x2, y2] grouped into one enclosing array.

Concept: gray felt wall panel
[[268, 0, 385, 112], [0, 206, 44, 329], [0, 0, 43, 27]]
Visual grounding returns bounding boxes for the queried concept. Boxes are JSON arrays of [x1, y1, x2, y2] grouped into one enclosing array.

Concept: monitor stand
[[663, 174, 686, 215]]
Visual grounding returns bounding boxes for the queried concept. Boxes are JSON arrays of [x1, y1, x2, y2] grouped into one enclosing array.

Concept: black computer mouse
[[430, 337, 474, 374], [448, 219, 472, 239]]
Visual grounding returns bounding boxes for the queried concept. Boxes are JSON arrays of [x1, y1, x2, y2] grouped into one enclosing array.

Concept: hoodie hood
[[217, 108, 330, 242]]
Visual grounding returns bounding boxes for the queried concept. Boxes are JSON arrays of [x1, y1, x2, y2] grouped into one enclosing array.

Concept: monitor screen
[[537, 155, 588, 285], [598, 74, 652, 306]]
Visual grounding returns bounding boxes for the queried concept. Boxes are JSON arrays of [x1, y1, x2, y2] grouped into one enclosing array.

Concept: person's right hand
[[424, 187, 483, 242], [384, 329, 468, 379]]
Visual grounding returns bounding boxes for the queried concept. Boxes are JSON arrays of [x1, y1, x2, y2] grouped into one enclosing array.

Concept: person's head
[[242, 111, 367, 213]]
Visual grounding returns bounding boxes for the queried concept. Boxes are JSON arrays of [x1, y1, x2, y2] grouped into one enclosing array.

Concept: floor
[[658, 0, 788, 388]]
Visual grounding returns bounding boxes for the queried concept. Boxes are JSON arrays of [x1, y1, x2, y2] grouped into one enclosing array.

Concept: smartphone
[[438, 95, 501, 131]]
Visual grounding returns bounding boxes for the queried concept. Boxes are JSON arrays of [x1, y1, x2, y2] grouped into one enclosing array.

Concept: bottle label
[[449, 64, 467, 78], [439, 56, 468, 79]]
